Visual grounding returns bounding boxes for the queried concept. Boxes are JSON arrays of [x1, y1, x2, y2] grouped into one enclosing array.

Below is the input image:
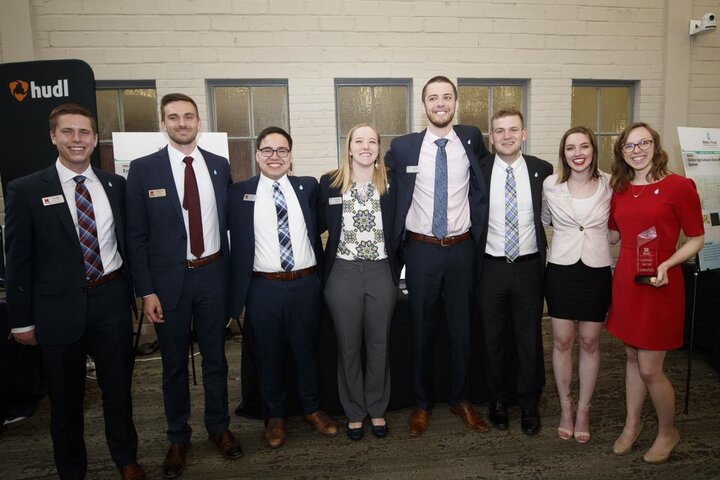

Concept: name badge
[[406, 165, 420, 174], [148, 189, 166, 198], [328, 196, 342, 205], [243, 194, 257, 202], [42, 195, 65, 206]]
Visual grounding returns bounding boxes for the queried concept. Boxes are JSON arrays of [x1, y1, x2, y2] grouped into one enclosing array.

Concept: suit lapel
[[288, 176, 313, 238], [395, 131, 424, 238], [158, 147, 185, 223], [95, 168, 125, 254], [42, 166, 80, 247], [200, 148, 227, 225], [526, 157, 544, 216]]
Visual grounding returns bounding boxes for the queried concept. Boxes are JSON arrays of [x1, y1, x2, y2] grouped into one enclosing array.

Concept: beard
[[167, 128, 197, 145], [427, 110, 455, 129]]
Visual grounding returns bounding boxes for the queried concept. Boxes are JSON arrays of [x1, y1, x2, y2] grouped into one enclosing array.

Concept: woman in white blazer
[[542, 127, 614, 444]]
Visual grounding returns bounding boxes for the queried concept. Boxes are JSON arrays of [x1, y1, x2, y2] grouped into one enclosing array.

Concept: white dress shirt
[[485, 154, 538, 257], [405, 129, 471, 237], [167, 145, 221, 260], [253, 174, 316, 272]]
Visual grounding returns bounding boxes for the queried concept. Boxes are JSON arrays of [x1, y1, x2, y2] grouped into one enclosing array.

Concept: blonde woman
[[318, 124, 398, 440]]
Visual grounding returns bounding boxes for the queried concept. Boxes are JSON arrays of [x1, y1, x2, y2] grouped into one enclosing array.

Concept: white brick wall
[[1, 0, 715, 181]]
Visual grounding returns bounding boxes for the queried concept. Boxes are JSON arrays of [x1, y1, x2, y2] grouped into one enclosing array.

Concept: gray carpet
[[2, 323, 719, 479]]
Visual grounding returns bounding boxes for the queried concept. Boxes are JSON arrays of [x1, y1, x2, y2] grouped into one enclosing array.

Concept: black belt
[[87, 270, 120, 289], [252, 266, 317, 281], [483, 252, 540, 263]]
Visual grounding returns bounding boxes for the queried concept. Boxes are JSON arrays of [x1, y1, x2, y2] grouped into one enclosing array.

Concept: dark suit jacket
[[4, 165, 132, 345], [477, 153, 553, 276], [317, 172, 399, 285], [126, 146, 230, 310], [384, 125, 489, 267], [228, 174, 323, 320]]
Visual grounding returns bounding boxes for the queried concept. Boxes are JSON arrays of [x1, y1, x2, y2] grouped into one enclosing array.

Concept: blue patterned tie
[[432, 138, 449, 239], [74, 175, 104, 280], [504, 166, 520, 262], [272, 182, 295, 272]]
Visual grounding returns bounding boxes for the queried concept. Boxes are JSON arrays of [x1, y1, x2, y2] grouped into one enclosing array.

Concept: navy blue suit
[[229, 174, 324, 418], [477, 153, 552, 410], [5, 165, 138, 479], [385, 125, 488, 409], [126, 146, 231, 443]]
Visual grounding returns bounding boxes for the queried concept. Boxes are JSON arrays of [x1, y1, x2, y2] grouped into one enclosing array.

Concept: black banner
[[0, 59, 98, 196]]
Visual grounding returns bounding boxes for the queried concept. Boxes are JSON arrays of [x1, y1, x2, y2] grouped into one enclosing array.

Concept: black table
[[235, 289, 493, 419]]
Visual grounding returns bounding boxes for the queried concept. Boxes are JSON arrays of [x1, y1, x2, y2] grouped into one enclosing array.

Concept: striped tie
[[74, 175, 104, 280], [504, 166, 520, 262], [272, 182, 295, 272]]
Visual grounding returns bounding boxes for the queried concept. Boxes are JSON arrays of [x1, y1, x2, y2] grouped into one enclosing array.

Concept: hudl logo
[[9, 79, 69, 102]]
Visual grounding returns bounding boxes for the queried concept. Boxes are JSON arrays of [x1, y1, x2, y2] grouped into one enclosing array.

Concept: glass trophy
[[635, 226, 658, 285]]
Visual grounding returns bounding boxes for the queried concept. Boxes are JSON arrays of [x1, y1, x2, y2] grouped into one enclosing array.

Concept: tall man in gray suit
[[126, 93, 241, 479], [477, 108, 552, 436]]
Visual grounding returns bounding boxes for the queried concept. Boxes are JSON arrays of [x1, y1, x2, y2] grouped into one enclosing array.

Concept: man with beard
[[477, 108, 552, 436], [126, 93, 241, 478], [385, 76, 489, 437]]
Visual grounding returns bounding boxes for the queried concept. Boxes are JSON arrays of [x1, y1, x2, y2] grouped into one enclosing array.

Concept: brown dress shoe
[[408, 408, 431, 437], [162, 443, 189, 479], [119, 462, 146, 480], [304, 411, 338, 437], [264, 418, 287, 448], [450, 401, 489, 432], [208, 429, 243, 459]]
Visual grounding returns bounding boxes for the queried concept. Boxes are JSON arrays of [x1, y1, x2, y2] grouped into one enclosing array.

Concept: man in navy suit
[[126, 93, 241, 479], [5, 104, 145, 479], [228, 126, 337, 449], [385, 76, 489, 437], [477, 108, 552, 436]]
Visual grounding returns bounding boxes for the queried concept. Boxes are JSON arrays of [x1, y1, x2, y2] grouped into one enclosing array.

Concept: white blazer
[[542, 172, 613, 268]]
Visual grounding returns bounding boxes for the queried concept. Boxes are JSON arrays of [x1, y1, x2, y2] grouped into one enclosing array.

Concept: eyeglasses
[[621, 139, 653, 153], [258, 147, 290, 158]]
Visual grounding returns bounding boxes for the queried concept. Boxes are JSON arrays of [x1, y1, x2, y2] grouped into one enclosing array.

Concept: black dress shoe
[[488, 401, 509, 430], [521, 408, 541, 435], [346, 425, 364, 441], [371, 423, 389, 438]]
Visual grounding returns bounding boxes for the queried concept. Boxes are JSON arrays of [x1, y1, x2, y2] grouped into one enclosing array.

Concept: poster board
[[677, 127, 720, 271], [112, 132, 229, 178]]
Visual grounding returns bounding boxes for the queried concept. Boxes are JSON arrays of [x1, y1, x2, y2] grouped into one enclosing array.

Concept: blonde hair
[[330, 123, 388, 195]]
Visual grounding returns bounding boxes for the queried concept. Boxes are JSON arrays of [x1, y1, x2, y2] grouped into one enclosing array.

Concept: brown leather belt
[[407, 230, 472, 247], [484, 252, 540, 263], [253, 266, 317, 281], [186, 251, 223, 269], [87, 270, 120, 289]]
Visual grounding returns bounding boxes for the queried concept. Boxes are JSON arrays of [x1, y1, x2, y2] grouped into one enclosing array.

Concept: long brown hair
[[557, 126, 599, 183], [330, 123, 388, 195], [610, 122, 669, 193]]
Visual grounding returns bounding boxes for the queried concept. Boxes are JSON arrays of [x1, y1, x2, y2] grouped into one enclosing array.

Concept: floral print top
[[336, 181, 387, 261]]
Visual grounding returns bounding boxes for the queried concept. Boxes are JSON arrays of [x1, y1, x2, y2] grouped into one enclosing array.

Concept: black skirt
[[544, 260, 612, 322]]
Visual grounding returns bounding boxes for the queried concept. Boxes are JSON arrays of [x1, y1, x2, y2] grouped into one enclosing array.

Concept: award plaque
[[635, 226, 658, 285]]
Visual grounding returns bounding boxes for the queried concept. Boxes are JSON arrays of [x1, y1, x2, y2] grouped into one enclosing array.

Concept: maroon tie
[[183, 156, 205, 258]]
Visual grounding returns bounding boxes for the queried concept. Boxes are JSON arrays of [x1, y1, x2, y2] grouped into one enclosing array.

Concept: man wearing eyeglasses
[[228, 126, 337, 449], [126, 93, 241, 479]]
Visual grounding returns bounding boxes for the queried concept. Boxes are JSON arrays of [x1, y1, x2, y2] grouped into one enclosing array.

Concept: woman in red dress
[[607, 122, 704, 464]]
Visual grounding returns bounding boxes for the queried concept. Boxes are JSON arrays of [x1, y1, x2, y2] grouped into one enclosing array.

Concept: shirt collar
[[424, 128, 460, 145], [493, 153, 525, 172], [259, 173, 291, 189], [55, 158, 98, 184], [167, 144, 201, 166]]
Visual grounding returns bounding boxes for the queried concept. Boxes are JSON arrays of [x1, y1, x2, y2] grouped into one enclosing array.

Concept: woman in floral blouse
[[318, 123, 399, 441]]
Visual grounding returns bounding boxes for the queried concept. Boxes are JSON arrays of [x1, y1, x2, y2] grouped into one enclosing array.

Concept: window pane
[[338, 86, 372, 133], [374, 86, 407, 135], [492, 85, 523, 112], [228, 139, 254, 182], [122, 88, 158, 132], [571, 86, 598, 130], [96, 90, 120, 141], [252, 86, 288, 135], [598, 135, 617, 173], [599, 87, 629, 133], [458, 85, 489, 133], [215, 87, 250, 137], [98, 143, 115, 173]]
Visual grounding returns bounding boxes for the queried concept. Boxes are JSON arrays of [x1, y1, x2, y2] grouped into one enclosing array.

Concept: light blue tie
[[272, 182, 295, 272], [504, 166, 520, 262], [432, 138, 449, 239]]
